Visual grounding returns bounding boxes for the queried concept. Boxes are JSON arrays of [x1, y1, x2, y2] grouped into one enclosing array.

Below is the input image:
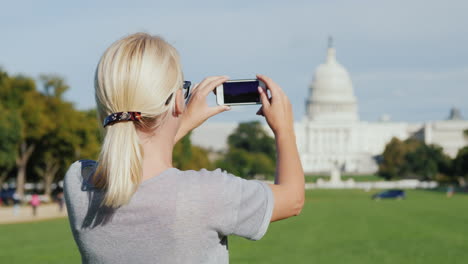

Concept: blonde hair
[[93, 33, 183, 208]]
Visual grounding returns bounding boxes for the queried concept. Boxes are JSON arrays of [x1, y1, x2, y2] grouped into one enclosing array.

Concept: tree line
[[378, 135, 468, 184]]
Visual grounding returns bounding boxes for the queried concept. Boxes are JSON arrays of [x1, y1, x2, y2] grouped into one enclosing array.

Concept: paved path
[[0, 203, 68, 224]]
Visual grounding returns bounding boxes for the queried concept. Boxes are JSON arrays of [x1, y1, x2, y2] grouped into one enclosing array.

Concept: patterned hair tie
[[103, 112, 142, 128]]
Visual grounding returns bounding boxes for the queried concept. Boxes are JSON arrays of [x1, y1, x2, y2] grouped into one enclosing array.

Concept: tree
[[173, 133, 193, 169], [74, 109, 101, 160], [0, 69, 102, 199], [403, 144, 452, 181], [378, 137, 422, 180], [379, 136, 455, 181], [216, 148, 254, 177], [173, 132, 214, 171], [227, 121, 276, 161], [216, 148, 274, 178], [454, 147, 468, 179], [216, 121, 276, 179], [0, 70, 53, 197], [32, 75, 101, 199], [0, 105, 21, 187], [185, 146, 214, 171]]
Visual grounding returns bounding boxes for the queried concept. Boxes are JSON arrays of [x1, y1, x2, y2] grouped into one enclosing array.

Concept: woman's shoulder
[[64, 160, 98, 188], [178, 168, 245, 187], [66, 159, 97, 176]]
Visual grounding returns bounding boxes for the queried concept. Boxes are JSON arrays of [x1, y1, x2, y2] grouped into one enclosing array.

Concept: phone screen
[[223, 81, 260, 104]]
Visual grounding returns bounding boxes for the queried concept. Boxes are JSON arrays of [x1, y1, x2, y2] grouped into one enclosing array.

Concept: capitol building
[[192, 41, 468, 174]]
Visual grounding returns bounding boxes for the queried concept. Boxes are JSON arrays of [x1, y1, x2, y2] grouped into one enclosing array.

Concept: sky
[[1, 0, 467, 123]]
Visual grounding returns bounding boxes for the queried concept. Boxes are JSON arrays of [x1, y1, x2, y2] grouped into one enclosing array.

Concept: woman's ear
[[173, 89, 185, 117]]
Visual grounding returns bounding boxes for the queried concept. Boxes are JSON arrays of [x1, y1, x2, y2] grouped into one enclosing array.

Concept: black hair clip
[[103, 112, 142, 128]]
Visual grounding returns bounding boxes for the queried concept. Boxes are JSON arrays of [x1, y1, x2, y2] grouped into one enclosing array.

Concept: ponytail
[[94, 122, 143, 208]]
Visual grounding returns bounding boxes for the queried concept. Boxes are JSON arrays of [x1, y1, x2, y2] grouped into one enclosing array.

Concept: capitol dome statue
[[306, 37, 358, 122]]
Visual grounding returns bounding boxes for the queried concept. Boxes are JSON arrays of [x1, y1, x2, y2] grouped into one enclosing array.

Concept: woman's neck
[[138, 127, 176, 182]]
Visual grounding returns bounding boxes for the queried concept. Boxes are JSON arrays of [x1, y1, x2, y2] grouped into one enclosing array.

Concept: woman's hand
[[175, 76, 231, 142], [256, 74, 294, 136]]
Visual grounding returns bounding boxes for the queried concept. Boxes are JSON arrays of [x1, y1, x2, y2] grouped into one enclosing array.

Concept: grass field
[[0, 189, 467, 263]]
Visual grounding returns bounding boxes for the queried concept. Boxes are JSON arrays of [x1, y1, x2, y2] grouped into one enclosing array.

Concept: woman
[[64, 32, 304, 263]]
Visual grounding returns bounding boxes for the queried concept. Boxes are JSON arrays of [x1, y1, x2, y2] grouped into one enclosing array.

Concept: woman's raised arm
[[256, 74, 305, 222]]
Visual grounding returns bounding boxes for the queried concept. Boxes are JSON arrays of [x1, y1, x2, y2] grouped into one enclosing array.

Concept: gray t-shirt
[[64, 160, 274, 264]]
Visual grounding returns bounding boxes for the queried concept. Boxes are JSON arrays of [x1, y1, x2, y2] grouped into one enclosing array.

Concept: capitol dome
[[306, 39, 359, 122]]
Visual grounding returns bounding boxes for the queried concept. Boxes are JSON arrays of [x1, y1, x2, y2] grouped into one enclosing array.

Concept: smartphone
[[216, 79, 266, 106]]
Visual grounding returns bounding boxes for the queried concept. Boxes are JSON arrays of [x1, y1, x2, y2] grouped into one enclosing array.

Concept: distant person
[[447, 185, 455, 198], [64, 32, 304, 263], [30, 193, 40, 216], [56, 191, 64, 212], [12, 191, 21, 216]]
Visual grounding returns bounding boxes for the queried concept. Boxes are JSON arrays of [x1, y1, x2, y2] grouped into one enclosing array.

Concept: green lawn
[[0, 190, 467, 263], [0, 218, 80, 263], [230, 190, 468, 263]]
